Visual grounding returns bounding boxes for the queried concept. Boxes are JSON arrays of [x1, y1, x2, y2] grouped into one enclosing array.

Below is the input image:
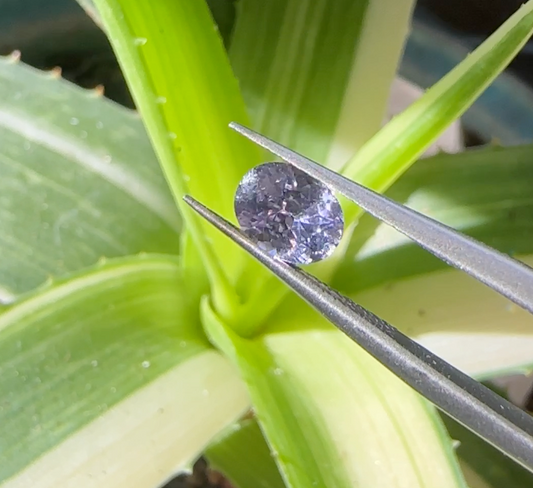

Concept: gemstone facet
[[234, 162, 344, 264]]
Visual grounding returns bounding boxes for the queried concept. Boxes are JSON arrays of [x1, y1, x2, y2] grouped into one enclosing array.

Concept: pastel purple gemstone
[[234, 162, 344, 265]]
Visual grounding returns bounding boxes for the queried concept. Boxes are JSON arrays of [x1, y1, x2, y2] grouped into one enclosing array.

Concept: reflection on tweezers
[[230, 122, 533, 316], [184, 194, 533, 473]]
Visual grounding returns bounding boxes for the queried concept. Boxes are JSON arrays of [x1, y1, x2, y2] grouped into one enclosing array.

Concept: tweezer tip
[[183, 195, 204, 214], [229, 121, 252, 136], [183, 195, 217, 228], [183, 194, 198, 208]]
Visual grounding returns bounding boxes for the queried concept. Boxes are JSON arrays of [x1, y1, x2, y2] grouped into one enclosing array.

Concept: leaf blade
[[334, 144, 533, 293], [3, 350, 249, 488], [331, 145, 533, 378], [203, 298, 467, 488], [229, 0, 414, 327], [353, 255, 533, 379], [0, 55, 180, 297], [92, 0, 262, 295], [341, 2, 533, 220], [0, 255, 235, 482], [230, 0, 414, 164]]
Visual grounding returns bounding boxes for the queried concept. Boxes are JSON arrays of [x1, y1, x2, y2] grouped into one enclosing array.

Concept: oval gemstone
[[234, 162, 344, 264]]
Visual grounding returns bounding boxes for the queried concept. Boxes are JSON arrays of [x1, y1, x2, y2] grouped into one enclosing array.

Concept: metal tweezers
[[184, 122, 533, 472]]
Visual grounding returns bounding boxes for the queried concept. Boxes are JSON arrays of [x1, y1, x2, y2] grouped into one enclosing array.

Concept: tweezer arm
[[184, 195, 533, 474], [230, 122, 533, 316]]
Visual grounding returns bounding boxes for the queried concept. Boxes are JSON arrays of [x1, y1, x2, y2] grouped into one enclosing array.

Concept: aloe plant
[[2, 1, 533, 487]]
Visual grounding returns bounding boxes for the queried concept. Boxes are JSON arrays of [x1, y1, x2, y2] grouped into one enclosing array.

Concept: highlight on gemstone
[[234, 162, 344, 265]]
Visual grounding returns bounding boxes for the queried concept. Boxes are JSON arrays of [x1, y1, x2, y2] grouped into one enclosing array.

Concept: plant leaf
[[76, 0, 236, 42], [341, 1, 533, 222], [203, 299, 467, 488], [334, 144, 533, 293], [91, 0, 262, 300], [0, 255, 249, 484], [0, 55, 180, 300], [3, 350, 248, 488], [402, 18, 533, 146], [205, 418, 285, 488], [353, 255, 533, 379], [331, 145, 533, 378], [230, 0, 414, 165], [207, 415, 512, 488], [229, 0, 415, 329]]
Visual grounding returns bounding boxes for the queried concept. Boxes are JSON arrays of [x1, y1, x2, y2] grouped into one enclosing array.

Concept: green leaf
[[4, 350, 249, 488], [205, 418, 285, 488], [331, 145, 533, 378], [341, 1, 533, 222], [92, 0, 262, 308], [203, 298, 467, 488], [76, 0, 236, 45], [0, 255, 249, 484], [0, 55, 180, 300], [334, 144, 533, 293], [353, 254, 533, 379], [443, 413, 533, 488], [230, 0, 414, 164], [229, 0, 415, 330]]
